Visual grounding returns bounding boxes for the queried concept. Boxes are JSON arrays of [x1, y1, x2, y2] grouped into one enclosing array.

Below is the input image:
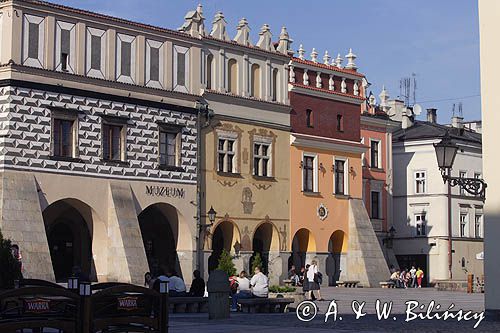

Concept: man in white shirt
[[231, 271, 252, 311], [166, 270, 187, 297], [250, 266, 268, 298]]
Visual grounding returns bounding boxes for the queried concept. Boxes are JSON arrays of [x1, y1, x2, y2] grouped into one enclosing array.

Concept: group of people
[[389, 266, 424, 288], [287, 261, 324, 301], [144, 269, 206, 297], [230, 266, 269, 311]]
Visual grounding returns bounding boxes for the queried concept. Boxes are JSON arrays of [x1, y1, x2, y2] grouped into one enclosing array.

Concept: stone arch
[[42, 198, 103, 282], [208, 218, 241, 272], [326, 230, 348, 286], [138, 202, 191, 279], [290, 228, 316, 271], [250, 221, 280, 274]]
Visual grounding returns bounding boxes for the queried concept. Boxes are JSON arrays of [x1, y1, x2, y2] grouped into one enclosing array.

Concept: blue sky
[[50, 0, 481, 122]]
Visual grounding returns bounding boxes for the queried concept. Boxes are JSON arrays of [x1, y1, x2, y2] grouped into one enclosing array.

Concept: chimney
[[401, 108, 414, 129], [452, 115, 464, 129], [426, 108, 437, 123]]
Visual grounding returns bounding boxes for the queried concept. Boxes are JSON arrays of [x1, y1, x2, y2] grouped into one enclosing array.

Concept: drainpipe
[[194, 100, 213, 272]]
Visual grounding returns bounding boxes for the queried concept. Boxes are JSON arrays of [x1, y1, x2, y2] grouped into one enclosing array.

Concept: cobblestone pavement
[[169, 288, 500, 332]]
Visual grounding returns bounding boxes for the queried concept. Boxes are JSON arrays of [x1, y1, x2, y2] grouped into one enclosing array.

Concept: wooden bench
[[379, 281, 396, 288], [336, 280, 360, 288], [169, 297, 208, 313], [238, 297, 294, 313]]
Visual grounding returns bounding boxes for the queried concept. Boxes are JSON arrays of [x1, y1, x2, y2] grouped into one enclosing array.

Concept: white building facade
[[392, 110, 484, 284]]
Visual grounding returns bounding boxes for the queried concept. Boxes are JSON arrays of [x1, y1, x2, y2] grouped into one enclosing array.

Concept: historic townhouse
[[392, 105, 484, 284], [361, 87, 400, 269], [288, 47, 390, 287], [0, 0, 206, 284], [177, 7, 292, 284]]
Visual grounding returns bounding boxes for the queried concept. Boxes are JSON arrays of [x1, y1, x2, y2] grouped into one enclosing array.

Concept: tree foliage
[[0, 230, 21, 289], [251, 252, 263, 274], [216, 249, 237, 277]]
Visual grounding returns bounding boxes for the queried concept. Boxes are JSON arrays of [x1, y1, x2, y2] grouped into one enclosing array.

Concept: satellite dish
[[413, 104, 422, 116]]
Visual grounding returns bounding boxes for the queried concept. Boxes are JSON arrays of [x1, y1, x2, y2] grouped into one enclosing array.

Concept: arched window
[[206, 54, 213, 90], [228, 59, 238, 94], [250, 64, 261, 98], [306, 109, 313, 128], [272, 68, 279, 101]]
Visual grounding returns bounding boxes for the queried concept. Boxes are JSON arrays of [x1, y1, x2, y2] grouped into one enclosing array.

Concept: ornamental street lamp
[[207, 206, 217, 225], [433, 131, 487, 280]]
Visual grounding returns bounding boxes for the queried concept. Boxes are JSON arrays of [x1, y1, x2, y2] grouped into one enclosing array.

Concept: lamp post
[[433, 131, 487, 280]]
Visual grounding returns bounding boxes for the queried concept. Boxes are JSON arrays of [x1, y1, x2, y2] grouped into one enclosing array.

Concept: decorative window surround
[[173, 45, 190, 93], [146, 39, 164, 89], [55, 21, 76, 73], [216, 130, 238, 173], [86, 27, 107, 79], [302, 152, 318, 193], [370, 139, 381, 168], [253, 135, 273, 177], [50, 109, 79, 158], [333, 156, 349, 195], [23, 14, 45, 68], [415, 213, 427, 236], [116, 33, 137, 84], [414, 170, 427, 194]]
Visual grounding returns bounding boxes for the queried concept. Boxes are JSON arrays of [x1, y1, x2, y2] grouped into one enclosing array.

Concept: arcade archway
[[43, 199, 94, 282], [138, 203, 181, 277], [208, 220, 240, 272], [251, 222, 280, 274], [326, 230, 347, 286], [290, 228, 316, 271]]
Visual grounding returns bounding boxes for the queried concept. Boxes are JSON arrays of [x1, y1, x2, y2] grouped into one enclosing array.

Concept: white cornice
[[291, 133, 367, 154], [289, 84, 363, 105]]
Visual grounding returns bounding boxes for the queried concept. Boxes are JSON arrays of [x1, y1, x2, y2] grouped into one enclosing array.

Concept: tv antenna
[[399, 73, 417, 107]]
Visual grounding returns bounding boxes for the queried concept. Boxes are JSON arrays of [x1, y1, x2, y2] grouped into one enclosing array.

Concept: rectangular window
[[120, 42, 132, 76], [91, 35, 101, 70], [335, 160, 345, 195], [150, 47, 160, 82], [475, 215, 482, 238], [415, 214, 426, 236], [159, 130, 180, 168], [415, 171, 426, 194], [303, 156, 315, 192], [53, 118, 74, 157], [371, 191, 380, 219], [217, 138, 236, 173], [370, 140, 380, 168], [103, 124, 124, 161], [28, 22, 39, 59], [306, 109, 313, 128], [460, 213, 468, 237], [337, 114, 344, 132], [253, 143, 271, 177], [177, 53, 186, 86]]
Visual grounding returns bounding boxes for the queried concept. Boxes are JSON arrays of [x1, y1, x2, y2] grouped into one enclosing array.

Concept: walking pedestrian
[[410, 266, 417, 288], [306, 260, 323, 301], [416, 267, 424, 288]]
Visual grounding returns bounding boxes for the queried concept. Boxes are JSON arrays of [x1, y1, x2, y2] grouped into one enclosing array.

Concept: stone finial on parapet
[[354, 80, 360, 96], [234, 18, 252, 46], [256, 24, 275, 51], [310, 48, 318, 63], [298, 44, 305, 60], [328, 74, 334, 91], [323, 50, 331, 65], [276, 26, 293, 55], [334, 53, 343, 68], [178, 4, 206, 37], [341, 77, 347, 93], [345, 48, 357, 70], [369, 92, 377, 106], [379, 85, 390, 113], [210, 12, 230, 41]]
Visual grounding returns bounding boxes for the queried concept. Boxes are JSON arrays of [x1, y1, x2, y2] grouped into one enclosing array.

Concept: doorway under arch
[[326, 230, 347, 286], [290, 228, 316, 271], [138, 203, 181, 277], [208, 220, 240, 272], [43, 199, 94, 283], [251, 222, 280, 274]]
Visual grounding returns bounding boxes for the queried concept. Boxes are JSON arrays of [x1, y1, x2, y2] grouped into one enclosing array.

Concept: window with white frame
[[217, 137, 237, 173], [23, 14, 45, 68], [146, 39, 164, 88], [475, 214, 482, 238], [334, 159, 347, 195], [173, 45, 190, 93], [371, 191, 381, 219], [116, 33, 136, 84], [55, 21, 76, 73], [102, 117, 127, 162], [253, 142, 271, 177], [460, 213, 468, 238], [302, 154, 317, 192], [51, 111, 78, 158], [159, 126, 181, 169], [414, 171, 427, 194], [459, 171, 467, 196], [370, 140, 380, 168], [415, 213, 426, 236]]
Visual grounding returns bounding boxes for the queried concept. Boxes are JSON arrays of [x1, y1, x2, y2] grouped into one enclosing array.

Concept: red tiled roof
[[291, 82, 366, 101], [292, 57, 365, 78]]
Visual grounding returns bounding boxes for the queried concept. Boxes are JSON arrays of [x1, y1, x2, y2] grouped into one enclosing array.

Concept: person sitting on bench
[[166, 270, 187, 297], [231, 270, 252, 312], [250, 266, 268, 298], [189, 270, 205, 297]]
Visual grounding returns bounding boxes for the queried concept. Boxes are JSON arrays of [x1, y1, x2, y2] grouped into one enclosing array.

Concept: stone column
[[202, 249, 213, 281], [267, 251, 285, 285], [315, 252, 329, 287], [236, 251, 253, 274], [177, 249, 196, 285]]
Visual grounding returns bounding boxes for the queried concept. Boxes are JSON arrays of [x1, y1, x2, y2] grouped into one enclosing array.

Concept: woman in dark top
[[189, 270, 205, 297]]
